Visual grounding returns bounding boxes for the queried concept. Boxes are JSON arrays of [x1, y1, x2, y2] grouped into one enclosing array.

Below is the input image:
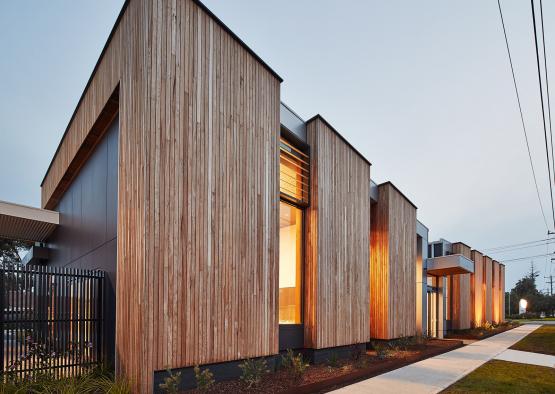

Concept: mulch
[[183, 339, 463, 394], [445, 324, 520, 341]]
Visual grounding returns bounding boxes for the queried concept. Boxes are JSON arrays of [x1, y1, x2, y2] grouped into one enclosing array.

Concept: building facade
[[0, 0, 505, 392]]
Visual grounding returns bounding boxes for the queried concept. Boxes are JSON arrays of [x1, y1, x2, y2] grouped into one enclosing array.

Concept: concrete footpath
[[331, 324, 541, 394]]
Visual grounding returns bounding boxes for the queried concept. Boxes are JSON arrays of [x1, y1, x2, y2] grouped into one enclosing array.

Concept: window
[[279, 201, 303, 324], [280, 138, 309, 206]]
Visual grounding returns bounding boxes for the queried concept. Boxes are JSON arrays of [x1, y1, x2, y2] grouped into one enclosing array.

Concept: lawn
[[510, 325, 555, 355], [442, 360, 555, 393]]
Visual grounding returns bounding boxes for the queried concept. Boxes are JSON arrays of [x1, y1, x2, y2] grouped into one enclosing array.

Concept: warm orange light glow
[[279, 202, 302, 324]]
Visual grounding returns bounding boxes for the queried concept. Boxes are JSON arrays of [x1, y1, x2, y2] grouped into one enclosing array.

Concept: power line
[[483, 237, 552, 251], [488, 239, 555, 254], [497, 0, 550, 231], [531, 0, 555, 230], [540, 0, 555, 200], [500, 252, 555, 262]]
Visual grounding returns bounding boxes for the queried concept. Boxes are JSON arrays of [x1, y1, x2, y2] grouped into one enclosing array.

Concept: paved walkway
[[494, 348, 555, 368], [331, 324, 541, 394]]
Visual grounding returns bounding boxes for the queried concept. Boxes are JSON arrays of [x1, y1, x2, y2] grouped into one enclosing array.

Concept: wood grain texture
[[483, 255, 493, 323], [470, 250, 484, 327], [305, 116, 371, 349], [42, 1, 280, 391], [492, 260, 501, 323], [370, 182, 417, 340], [450, 243, 471, 330], [500, 264, 505, 322]]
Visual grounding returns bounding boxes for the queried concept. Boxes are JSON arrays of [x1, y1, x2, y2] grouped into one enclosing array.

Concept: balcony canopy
[[0, 200, 59, 242], [426, 254, 474, 276]]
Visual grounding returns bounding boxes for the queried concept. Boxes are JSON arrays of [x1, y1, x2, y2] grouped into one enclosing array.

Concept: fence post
[[0, 263, 4, 375], [97, 273, 104, 367]]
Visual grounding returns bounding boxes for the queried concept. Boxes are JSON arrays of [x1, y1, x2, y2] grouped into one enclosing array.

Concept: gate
[[0, 263, 104, 380]]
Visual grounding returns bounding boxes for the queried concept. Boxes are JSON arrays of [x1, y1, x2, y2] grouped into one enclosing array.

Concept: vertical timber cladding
[[305, 116, 371, 349], [492, 261, 501, 323], [450, 243, 472, 330], [370, 182, 417, 340], [483, 256, 493, 323], [470, 250, 484, 327], [119, 0, 281, 390], [500, 264, 506, 321], [42, 0, 281, 391]]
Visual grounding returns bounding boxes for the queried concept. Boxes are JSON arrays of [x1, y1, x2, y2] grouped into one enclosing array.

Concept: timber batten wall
[[483, 255, 493, 323], [471, 250, 484, 327], [41, 0, 281, 391], [450, 243, 471, 330], [305, 116, 371, 349], [370, 182, 417, 339]]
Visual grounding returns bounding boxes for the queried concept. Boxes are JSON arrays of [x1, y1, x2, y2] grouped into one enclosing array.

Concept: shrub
[[0, 367, 132, 394], [281, 349, 309, 380], [194, 365, 215, 392], [371, 341, 391, 359], [350, 346, 363, 362], [238, 358, 269, 388], [326, 351, 339, 368], [482, 321, 493, 331], [159, 368, 182, 394]]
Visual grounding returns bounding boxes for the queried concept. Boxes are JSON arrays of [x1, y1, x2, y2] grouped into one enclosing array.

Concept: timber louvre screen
[[0, 263, 104, 381]]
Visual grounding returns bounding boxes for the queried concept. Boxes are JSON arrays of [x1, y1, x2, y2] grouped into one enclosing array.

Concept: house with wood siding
[[0, 0, 506, 391]]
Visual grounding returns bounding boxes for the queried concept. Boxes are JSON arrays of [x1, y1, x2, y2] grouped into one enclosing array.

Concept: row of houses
[[0, 0, 505, 391]]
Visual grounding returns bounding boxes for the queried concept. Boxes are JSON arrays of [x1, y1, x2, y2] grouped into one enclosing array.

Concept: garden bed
[[183, 339, 463, 393], [445, 322, 519, 341]]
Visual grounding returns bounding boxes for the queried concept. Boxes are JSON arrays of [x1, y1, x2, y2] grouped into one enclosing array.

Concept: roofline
[[306, 114, 372, 167], [417, 219, 429, 231], [194, 0, 282, 82], [42, 0, 283, 187], [452, 241, 472, 250], [41, 0, 129, 187], [471, 249, 484, 256], [378, 181, 418, 209], [280, 101, 305, 123]]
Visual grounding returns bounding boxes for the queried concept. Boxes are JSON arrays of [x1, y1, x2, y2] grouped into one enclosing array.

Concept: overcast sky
[[1, 0, 554, 293]]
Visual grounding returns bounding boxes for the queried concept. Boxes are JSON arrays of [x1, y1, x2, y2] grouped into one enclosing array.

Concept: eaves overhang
[[0, 200, 59, 242], [426, 254, 474, 276]]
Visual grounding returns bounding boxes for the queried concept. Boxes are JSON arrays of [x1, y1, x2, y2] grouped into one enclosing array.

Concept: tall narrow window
[[280, 138, 309, 206], [279, 201, 303, 324]]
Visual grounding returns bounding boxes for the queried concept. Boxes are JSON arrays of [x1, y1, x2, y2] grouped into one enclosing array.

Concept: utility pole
[[547, 275, 554, 296]]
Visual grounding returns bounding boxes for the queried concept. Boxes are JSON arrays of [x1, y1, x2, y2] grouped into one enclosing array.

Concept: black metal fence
[[0, 263, 104, 381]]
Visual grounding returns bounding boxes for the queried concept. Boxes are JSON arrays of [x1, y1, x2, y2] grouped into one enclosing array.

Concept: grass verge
[[510, 325, 555, 355], [442, 360, 555, 393]]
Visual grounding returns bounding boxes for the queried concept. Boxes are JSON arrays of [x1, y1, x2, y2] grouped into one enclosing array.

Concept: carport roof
[[0, 200, 59, 242]]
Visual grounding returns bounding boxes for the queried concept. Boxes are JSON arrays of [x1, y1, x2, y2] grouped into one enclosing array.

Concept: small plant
[[194, 365, 215, 392], [238, 358, 269, 388], [159, 368, 182, 394], [326, 351, 339, 368], [351, 346, 363, 362], [482, 321, 493, 331], [371, 341, 391, 359], [281, 349, 309, 380]]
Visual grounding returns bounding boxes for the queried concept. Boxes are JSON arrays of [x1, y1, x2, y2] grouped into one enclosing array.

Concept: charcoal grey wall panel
[[106, 127, 118, 240], [46, 116, 119, 366]]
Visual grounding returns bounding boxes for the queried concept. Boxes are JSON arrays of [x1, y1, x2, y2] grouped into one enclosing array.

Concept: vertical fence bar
[[0, 263, 5, 377]]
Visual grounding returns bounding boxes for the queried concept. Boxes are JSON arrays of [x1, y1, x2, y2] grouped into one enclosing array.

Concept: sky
[[1, 0, 554, 292]]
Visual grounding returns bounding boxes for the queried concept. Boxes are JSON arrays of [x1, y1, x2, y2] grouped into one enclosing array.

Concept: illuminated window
[[279, 201, 303, 324]]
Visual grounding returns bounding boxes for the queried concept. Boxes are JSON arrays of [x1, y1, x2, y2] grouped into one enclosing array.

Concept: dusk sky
[[1, 0, 554, 293]]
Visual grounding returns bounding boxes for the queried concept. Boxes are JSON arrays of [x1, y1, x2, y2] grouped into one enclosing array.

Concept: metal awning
[[0, 200, 59, 242], [426, 254, 474, 276]]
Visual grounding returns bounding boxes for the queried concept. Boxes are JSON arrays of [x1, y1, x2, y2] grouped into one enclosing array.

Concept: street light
[[519, 299, 528, 314]]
